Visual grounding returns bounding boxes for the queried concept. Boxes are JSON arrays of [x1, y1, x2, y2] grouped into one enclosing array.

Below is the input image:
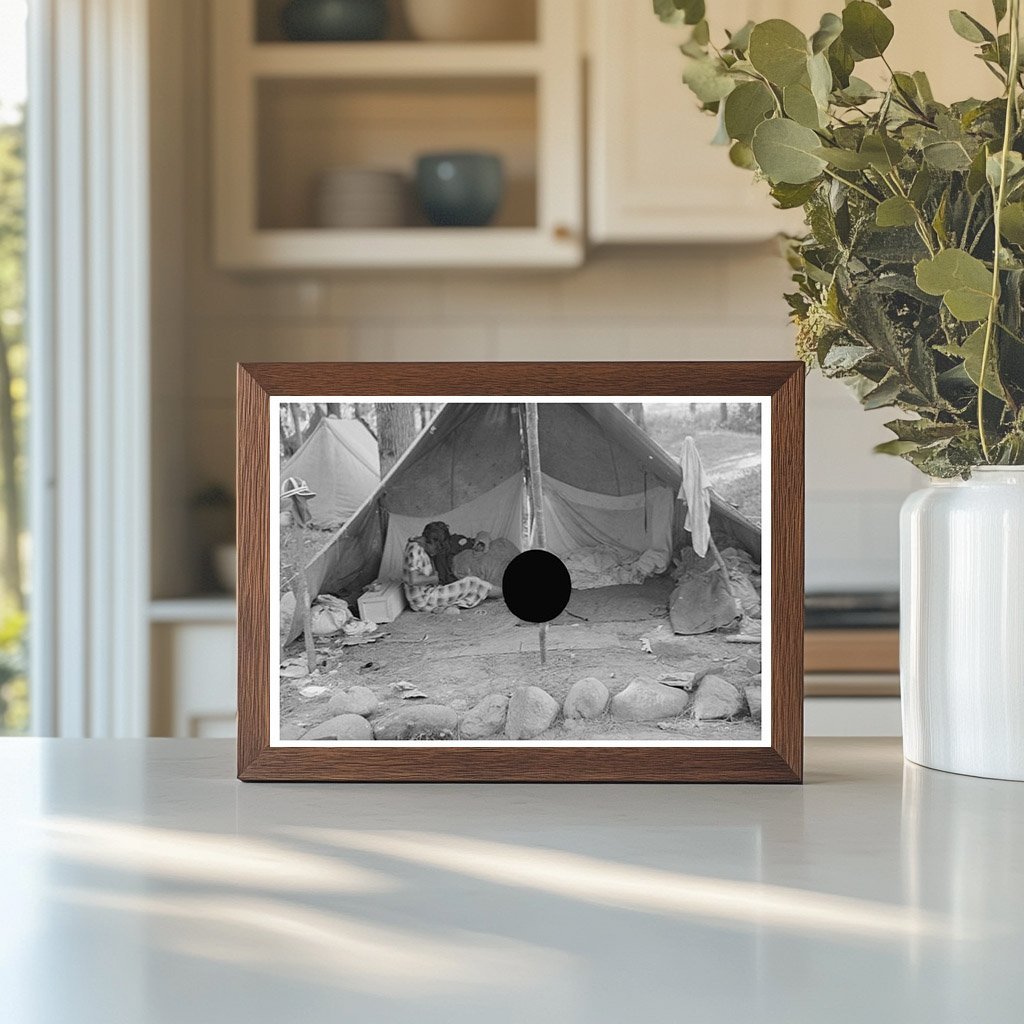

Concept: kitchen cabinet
[[211, 0, 583, 269], [150, 600, 237, 737], [586, 0, 998, 244]]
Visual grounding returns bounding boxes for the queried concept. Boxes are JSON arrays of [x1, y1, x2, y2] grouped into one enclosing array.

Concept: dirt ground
[[279, 584, 762, 742]]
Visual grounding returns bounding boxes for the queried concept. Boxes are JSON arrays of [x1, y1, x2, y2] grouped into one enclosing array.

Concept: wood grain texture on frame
[[237, 362, 804, 783]]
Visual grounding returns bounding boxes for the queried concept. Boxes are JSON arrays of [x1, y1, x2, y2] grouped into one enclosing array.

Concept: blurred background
[[0, 0, 996, 739]]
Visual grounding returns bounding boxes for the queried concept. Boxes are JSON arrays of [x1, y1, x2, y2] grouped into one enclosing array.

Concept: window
[[0, 0, 27, 734]]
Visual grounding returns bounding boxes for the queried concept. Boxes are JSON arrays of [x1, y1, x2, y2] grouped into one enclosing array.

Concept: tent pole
[[524, 403, 547, 665]]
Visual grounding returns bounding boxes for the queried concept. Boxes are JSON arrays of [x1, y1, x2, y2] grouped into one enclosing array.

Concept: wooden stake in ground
[[298, 574, 316, 674], [524, 403, 548, 665]]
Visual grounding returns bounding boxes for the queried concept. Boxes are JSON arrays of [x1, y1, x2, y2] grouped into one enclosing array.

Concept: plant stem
[[884, 170, 939, 254], [822, 167, 881, 205], [979, 0, 1021, 462]]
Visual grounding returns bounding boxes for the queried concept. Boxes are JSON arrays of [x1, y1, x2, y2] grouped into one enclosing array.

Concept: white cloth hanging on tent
[[679, 436, 712, 558]]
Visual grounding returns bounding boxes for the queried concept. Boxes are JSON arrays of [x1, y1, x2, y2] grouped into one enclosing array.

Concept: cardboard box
[[357, 580, 406, 623]]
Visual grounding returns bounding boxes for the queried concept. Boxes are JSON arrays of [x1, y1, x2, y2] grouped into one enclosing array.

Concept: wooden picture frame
[[238, 362, 804, 782]]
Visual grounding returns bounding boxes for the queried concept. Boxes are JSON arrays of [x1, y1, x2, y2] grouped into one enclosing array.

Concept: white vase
[[901, 467, 1024, 780]]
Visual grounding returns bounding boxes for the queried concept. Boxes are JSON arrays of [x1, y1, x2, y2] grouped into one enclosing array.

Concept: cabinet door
[[587, 0, 996, 244], [587, 0, 806, 242]]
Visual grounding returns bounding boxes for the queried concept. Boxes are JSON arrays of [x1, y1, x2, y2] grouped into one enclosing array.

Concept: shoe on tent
[[281, 417, 380, 530], [284, 403, 760, 642]]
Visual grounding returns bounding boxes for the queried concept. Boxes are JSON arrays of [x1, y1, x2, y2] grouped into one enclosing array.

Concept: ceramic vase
[[901, 467, 1024, 780]]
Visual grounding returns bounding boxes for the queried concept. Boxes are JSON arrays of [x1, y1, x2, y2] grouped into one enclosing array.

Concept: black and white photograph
[[272, 397, 769, 745]]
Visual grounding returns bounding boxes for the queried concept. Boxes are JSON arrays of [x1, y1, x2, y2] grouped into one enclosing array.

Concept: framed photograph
[[238, 362, 803, 782]]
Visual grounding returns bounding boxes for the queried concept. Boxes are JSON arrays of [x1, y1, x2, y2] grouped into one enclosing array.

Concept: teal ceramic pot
[[281, 0, 388, 41], [415, 152, 505, 227]]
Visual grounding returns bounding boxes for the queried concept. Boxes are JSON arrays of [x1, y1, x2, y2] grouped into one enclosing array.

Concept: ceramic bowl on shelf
[[315, 167, 407, 229], [280, 0, 388, 42], [414, 152, 504, 227], [402, 0, 534, 42]]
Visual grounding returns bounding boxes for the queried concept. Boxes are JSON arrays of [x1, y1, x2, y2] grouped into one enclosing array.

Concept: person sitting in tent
[[280, 476, 315, 529], [402, 533, 492, 613], [422, 520, 489, 585]]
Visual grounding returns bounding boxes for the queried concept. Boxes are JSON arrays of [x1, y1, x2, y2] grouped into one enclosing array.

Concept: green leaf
[[1000, 203, 1024, 244], [729, 140, 757, 169], [923, 139, 972, 171], [784, 80, 824, 129], [807, 51, 833, 108], [860, 133, 904, 173], [723, 81, 775, 144], [682, 57, 736, 104], [986, 150, 1024, 191], [876, 197, 918, 228], [913, 71, 935, 104], [862, 374, 903, 409], [915, 249, 994, 321], [948, 10, 994, 44], [810, 12, 843, 54], [751, 118, 828, 184], [967, 144, 991, 193], [724, 20, 755, 53], [653, 0, 705, 26], [837, 76, 879, 104], [748, 20, 809, 86], [691, 19, 710, 45], [909, 164, 933, 205], [993, 0, 1008, 24], [842, 1, 895, 59], [875, 439, 922, 455], [939, 325, 1005, 397], [771, 180, 820, 209], [814, 145, 872, 170], [827, 35, 856, 88], [932, 190, 950, 246]]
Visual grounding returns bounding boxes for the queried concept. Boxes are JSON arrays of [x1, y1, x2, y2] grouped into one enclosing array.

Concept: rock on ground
[[328, 685, 378, 717], [460, 694, 509, 739], [506, 686, 559, 739], [745, 684, 762, 722], [301, 714, 374, 741], [563, 677, 610, 720], [692, 675, 744, 723], [610, 679, 690, 722], [374, 704, 460, 741]]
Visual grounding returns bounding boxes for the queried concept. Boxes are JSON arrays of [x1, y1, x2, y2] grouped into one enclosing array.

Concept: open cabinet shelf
[[212, 0, 582, 269]]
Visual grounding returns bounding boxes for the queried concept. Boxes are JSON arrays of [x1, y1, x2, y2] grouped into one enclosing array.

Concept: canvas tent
[[286, 403, 760, 641], [282, 417, 380, 530]]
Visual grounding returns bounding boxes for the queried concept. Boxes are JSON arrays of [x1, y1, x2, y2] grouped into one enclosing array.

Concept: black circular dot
[[502, 550, 572, 623]]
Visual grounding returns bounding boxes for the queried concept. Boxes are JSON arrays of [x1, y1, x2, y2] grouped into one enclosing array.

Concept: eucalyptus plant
[[657, 0, 1024, 475]]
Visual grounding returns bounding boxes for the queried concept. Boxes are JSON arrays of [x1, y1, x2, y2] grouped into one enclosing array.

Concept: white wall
[[157, 0, 920, 599]]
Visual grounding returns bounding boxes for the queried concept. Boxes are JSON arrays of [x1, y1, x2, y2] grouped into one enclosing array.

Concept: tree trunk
[[288, 403, 304, 450], [325, 403, 342, 418], [0, 325, 22, 607], [618, 402, 646, 429], [376, 403, 417, 475], [307, 403, 325, 436], [719, 402, 729, 426]]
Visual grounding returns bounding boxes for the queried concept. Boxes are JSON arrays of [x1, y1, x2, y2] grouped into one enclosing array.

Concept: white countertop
[[0, 738, 1020, 1023]]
